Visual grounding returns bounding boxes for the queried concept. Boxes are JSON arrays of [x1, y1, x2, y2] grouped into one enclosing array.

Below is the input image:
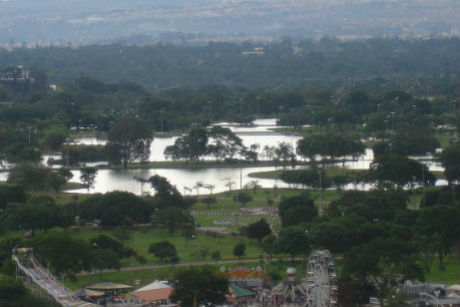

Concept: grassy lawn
[[194, 188, 341, 211], [407, 193, 423, 209], [62, 228, 262, 267], [248, 170, 283, 179], [192, 189, 305, 210], [425, 256, 460, 285], [195, 215, 233, 227], [434, 131, 456, 149], [310, 190, 343, 203]]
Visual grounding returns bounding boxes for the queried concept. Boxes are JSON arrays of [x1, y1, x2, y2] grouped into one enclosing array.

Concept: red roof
[[132, 287, 173, 302]]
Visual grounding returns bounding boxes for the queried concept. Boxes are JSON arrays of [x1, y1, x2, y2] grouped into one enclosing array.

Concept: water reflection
[[70, 137, 107, 146], [71, 118, 302, 163], [65, 163, 447, 196], [67, 166, 298, 195], [0, 118, 448, 195]]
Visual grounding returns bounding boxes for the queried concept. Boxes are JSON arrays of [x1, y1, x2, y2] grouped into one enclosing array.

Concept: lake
[[0, 118, 447, 194]]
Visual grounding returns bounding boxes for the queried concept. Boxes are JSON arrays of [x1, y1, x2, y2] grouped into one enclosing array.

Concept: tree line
[[1, 175, 195, 234], [1, 70, 458, 169], [0, 38, 458, 95]]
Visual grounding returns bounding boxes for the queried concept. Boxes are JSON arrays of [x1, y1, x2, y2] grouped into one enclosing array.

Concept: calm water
[[64, 162, 447, 195], [70, 119, 301, 162], [0, 118, 447, 194], [67, 166, 301, 195]]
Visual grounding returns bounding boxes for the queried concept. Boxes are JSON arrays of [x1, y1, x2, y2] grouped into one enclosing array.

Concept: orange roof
[[132, 287, 173, 302]]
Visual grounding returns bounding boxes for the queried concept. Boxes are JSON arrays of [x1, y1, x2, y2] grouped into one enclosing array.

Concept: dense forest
[[0, 38, 459, 94]]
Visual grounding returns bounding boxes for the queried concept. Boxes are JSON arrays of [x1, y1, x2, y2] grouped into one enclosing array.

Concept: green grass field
[[60, 228, 262, 267], [425, 256, 460, 284], [434, 130, 456, 149]]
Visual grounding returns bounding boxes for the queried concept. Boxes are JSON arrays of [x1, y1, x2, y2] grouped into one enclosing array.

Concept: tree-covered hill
[[0, 38, 458, 94]]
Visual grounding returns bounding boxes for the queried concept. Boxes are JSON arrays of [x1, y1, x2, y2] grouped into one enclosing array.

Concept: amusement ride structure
[[12, 248, 98, 307], [271, 267, 307, 305], [304, 250, 338, 307], [12, 247, 338, 307], [267, 250, 338, 307]]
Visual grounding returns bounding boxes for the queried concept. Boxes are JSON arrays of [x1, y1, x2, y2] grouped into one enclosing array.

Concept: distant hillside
[[0, 38, 458, 95], [0, 0, 459, 45]]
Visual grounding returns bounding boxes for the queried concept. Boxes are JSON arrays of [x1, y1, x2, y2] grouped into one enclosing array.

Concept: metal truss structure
[[12, 249, 99, 307], [304, 250, 338, 307], [271, 267, 307, 305]]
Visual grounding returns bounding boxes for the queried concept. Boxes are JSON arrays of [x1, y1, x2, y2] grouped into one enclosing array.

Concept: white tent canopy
[[134, 281, 170, 292]]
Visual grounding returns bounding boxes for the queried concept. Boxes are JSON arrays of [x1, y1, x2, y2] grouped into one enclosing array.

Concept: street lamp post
[[27, 126, 32, 144], [422, 159, 427, 208], [434, 289, 440, 307], [318, 170, 323, 215], [256, 96, 260, 117]]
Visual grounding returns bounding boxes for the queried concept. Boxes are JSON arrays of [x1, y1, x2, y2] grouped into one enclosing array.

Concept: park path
[[77, 257, 303, 276]]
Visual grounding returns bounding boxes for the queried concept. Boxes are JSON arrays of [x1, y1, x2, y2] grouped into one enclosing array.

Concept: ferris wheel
[[304, 250, 338, 307]]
